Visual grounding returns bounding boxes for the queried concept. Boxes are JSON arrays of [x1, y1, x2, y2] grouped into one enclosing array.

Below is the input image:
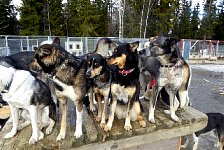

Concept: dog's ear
[[129, 41, 139, 52], [84, 54, 89, 61], [110, 41, 118, 51], [53, 37, 60, 45], [149, 36, 158, 43], [42, 48, 52, 55], [169, 38, 179, 45], [164, 38, 179, 47]]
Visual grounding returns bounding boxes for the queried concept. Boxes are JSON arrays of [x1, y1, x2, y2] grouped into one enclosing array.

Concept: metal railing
[[0, 35, 148, 57]]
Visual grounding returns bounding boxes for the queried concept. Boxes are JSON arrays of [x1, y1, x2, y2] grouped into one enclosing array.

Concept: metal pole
[[27, 36, 29, 51], [5, 36, 10, 56]]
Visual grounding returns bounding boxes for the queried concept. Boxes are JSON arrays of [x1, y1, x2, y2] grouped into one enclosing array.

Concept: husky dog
[[104, 41, 146, 131], [86, 53, 113, 128], [182, 113, 224, 150], [30, 41, 88, 141], [139, 35, 191, 123], [0, 63, 55, 144]]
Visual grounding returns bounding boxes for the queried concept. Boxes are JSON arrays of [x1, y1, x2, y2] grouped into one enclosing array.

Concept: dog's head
[[107, 41, 139, 69], [30, 38, 69, 74], [149, 35, 179, 57], [85, 53, 107, 78]]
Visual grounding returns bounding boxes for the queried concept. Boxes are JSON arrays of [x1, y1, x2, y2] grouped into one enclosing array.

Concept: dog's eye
[[94, 63, 99, 67]]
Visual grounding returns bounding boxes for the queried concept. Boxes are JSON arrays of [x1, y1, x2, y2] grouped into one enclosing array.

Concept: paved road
[[183, 64, 224, 150]]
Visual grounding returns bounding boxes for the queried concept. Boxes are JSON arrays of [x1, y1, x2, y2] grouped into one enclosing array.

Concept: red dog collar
[[118, 68, 135, 76]]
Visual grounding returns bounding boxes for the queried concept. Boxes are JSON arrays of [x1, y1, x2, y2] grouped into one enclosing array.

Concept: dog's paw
[[96, 115, 101, 122], [104, 125, 112, 132], [56, 133, 65, 141], [74, 131, 83, 138], [180, 144, 187, 149], [4, 131, 16, 139], [164, 110, 171, 114], [89, 105, 96, 112], [100, 122, 106, 129], [139, 120, 146, 128], [171, 114, 179, 122], [213, 142, 220, 148], [29, 136, 38, 144], [38, 131, 44, 140], [46, 126, 53, 135], [148, 116, 155, 123], [124, 124, 132, 131]]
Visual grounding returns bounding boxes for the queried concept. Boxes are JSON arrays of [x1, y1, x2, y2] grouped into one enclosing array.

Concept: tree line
[[1, 0, 224, 40]]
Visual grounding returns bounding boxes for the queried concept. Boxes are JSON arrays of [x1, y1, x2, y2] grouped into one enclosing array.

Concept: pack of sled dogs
[[0, 35, 216, 148]]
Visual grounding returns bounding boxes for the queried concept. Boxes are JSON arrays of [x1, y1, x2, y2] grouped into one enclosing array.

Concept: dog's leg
[[74, 100, 83, 138], [41, 106, 55, 135], [181, 134, 190, 148], [95, 93, 102, 122], [18, 110, 31, 131], [56, 97, 67, 141], [192, 133, 199, 150], [178, 89, 189, 109], [124, 97, 132, 131], [214, 129, 220, 148], [18, 120, 31, 131], [134, 101, 146, 127], [104, 96, 117, 131], [219, 135, 224, 150], [28, 105, 44, 144], [148, 85, 162, 123], [4, 104, 19, 139], [100, 95, 109, 129], [164, 96, 179, 115], [166, 88, 179, 122], [89, 87, 95, 111]]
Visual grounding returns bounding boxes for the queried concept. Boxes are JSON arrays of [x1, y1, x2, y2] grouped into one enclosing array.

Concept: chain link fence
[[188, 39, 224, 60], [0, 35, 148, 57], [2, 35, 223, 60]]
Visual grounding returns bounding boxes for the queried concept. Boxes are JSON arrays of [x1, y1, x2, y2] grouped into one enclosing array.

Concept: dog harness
[[118, 68, 135, 76]]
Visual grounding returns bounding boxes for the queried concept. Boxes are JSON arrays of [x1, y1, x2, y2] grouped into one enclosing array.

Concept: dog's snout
[[86, 71, 91, 78]]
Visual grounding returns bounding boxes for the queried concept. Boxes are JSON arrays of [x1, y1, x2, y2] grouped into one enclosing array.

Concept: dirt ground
[[182, 64, 224, 150]]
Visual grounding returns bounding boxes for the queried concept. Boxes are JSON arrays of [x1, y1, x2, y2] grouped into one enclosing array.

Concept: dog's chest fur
[[53, 77, 79, 101], [111, 83, 136, 104], [158, 67, 183, 88], [93, 72, 111, 95]]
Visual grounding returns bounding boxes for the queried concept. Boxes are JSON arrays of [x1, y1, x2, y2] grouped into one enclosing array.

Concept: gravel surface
[[183, 64, 224, 150]]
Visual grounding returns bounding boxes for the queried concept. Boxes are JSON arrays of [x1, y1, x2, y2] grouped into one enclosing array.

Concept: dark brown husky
[[30, 39, 88, 141]]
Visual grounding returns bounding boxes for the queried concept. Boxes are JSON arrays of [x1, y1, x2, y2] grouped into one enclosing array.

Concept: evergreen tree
[[199, 0, 217, 39], [20, 0, 44, 35], [147, 0, 179, 37], [176, 0, 192, 39], [214, 1, 224, 40], [123, 0, 143, 38], [46, 0, 64, 36], [0, 0, 19, 35], [94, 0, 109, 36], [190, 2, 200, 39]]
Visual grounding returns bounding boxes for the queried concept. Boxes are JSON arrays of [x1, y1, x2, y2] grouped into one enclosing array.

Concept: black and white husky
[[0, 59, 55, 144]]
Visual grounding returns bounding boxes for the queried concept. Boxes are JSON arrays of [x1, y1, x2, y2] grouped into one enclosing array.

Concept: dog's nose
[[86, 71, 91, 78]]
